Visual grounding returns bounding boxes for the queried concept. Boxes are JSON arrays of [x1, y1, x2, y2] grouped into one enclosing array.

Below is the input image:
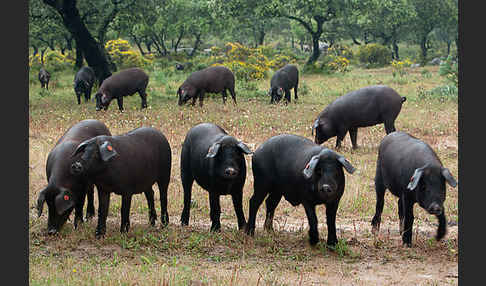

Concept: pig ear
[[407, 165, 427, 191], [54, 189, 75, 215], [302, 155, 320, 179], [441, 167, 457, 188], [72, 139, 91, 157], [99, 141, 118, 162], [337, 155, 356, 174], [312, 119, 319, 136], [36, 187, 48, 217], [237, 141, 253, 155], [206, 142, 221, 158]]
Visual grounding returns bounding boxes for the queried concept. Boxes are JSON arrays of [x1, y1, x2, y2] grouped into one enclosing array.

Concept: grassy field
[[29, 64, 458, 285]]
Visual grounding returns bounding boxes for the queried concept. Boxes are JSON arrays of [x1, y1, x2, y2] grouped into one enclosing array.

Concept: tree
[[262, 0, 344, 65], [410, 0, 449, 64]]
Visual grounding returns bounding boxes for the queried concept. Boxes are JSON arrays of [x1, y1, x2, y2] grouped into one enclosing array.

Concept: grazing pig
[[371, 131, 457, 247], [38, 67, 51, 90], [180, 123, 252, 231], [268, 64, 299, 104], [74, 66, 96, 104], [94, 67, 149, 111], [312, 85, 406, 149], [36, 119, 111, 235], [70, 127, 172, 238], [177, 66, 236, 107], [245, 134, 355, 246]]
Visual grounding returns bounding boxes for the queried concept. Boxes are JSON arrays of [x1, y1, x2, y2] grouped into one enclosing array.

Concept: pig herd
[[35, 64, 457, 249]]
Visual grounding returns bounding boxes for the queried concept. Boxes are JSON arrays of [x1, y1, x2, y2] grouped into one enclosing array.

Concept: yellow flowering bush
[[105, 39, 154, 69], [328, 56, 350, 73], [356, 43, 392, 68], [391, 58, 413, 77], [29, 50, 75, 72]]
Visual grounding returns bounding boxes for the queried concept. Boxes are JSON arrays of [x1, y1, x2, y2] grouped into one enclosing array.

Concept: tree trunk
[[307, 34, 321, 65], [43, 0, 112, 84], [189, 33, 201, 57], [392, 40, 400, 60], [75, 41, 84, 69], [174, 28, 184, 53], [420, 36, 428, 65]]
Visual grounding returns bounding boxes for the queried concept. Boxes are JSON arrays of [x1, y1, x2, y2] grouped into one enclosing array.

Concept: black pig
[[177, 66, 236, 107], [36, 119, 111, 235], [94, 67, 149, 111], [371, 131, 457, 247], [38, 67, 51, 90], [180, 123, 252, 231], [70, 127, 172, 238], [74, 66, 96, 104], [245, 134, 355, 246], [268, 64, 299, 104], [312, 85, 406, 149]]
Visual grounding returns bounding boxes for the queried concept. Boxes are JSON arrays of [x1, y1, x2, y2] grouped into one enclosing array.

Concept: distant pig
[[312, 85, 406, 149], [38, 67, 51, 90], [70, 127, 172, 238], [94, 67, 149, 111], [74, 66, 96, 104], [180, 123, 252, 231], [36, 119, 111, 235], [268, 64, 299, 104], [245, 134, 355, 246], [177, 66, 236, 107], [371, 131, 457, 247]]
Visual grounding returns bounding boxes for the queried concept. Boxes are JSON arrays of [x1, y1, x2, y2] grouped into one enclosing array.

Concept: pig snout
[[321, 184, 333, 193], [70, 162, 84, 175], [427, 203, 443, 215], [224, 167, 239, 179]]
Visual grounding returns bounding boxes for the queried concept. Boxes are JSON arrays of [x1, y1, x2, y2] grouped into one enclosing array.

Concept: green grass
[[29, 64, 458, 285]]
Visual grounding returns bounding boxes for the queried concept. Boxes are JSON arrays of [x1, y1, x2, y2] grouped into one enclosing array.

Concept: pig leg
[[231, 189, 246, 230], [263, 192, 282, 232], [401, 197, 415, 247], [335, 130, 346, 149], [86, 184, 95, 219], [144, 188, 157, 226], [120, 194, 133, 233], [294, 82, 298, 101], [139, 89, 148, 109], [74, 187, 87, 229], [198, 91, 205, 107], [398, 197, 404, 234], [436, 212, 447, 241], [325, 201, 339, 246], [77, 94, 81, 105], [209, 192, 221, 232], [95, 190, 111, 238], [303, 202, 319, 246], [371, 167, 385, 234], [245, 182, 269, 236], [349, 128, 358, 149], [222, 90, 228, 105], [87, 86, 92, 101], [180, 174, 194, 226], [384, 119, 396, 134], [116, 96, 124, 112], [284, 89, 291, 104], [157, 178, 170, 227], [229, 87, 237, 105]]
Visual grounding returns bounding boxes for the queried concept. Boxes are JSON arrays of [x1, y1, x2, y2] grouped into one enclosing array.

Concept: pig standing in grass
[[74, 66, 96, 104], [38, 67, 51, 90], [268, 64, 299, 104], [245, 134, 355, 246], [180, 123, 252, 231], [70, 127, 172, 238], [36, 119, 111, 235], [95, 67, 149, 112], [177, 66, 236, 107], [371, 131, 457, 247], [312, 85, 406, 149]]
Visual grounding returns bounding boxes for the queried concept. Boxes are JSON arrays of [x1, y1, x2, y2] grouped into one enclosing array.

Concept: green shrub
[[356, 43, 392, 68], [29, 50, 75, 72], [438, 55, 458, 87]]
